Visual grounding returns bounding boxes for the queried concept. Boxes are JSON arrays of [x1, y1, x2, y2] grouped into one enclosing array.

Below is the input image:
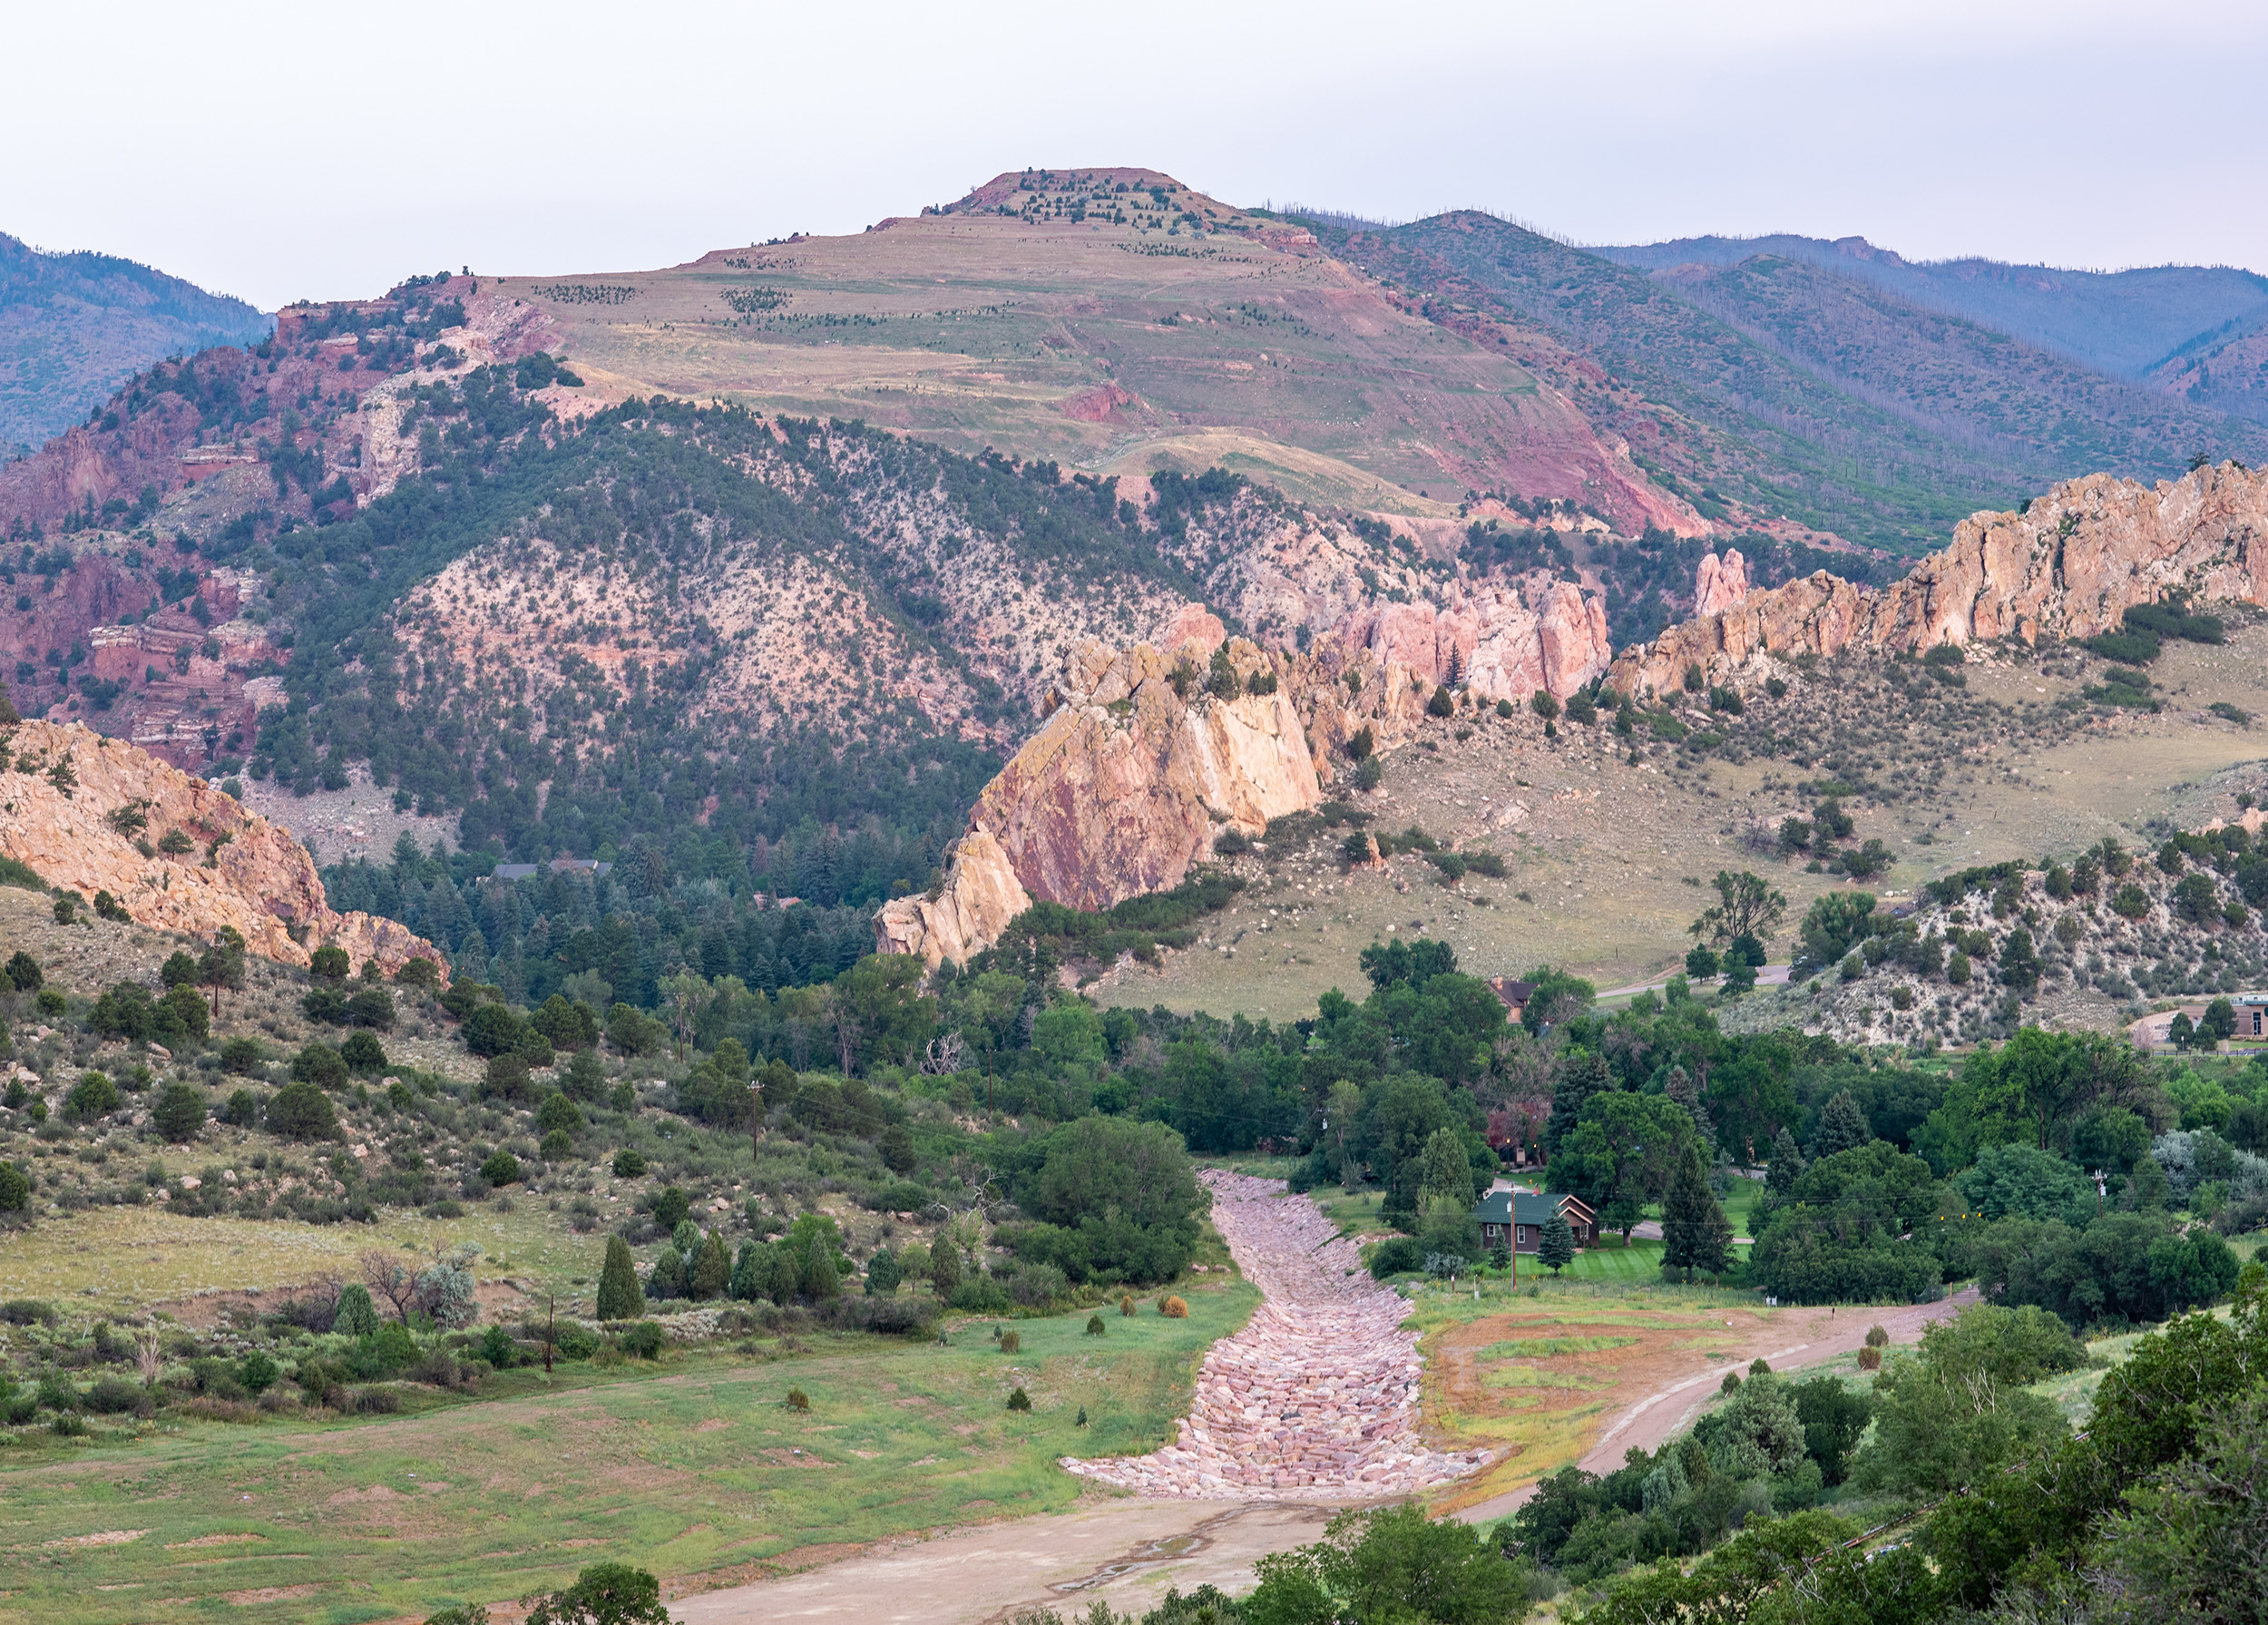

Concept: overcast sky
[[11, 0, 2263, 311]]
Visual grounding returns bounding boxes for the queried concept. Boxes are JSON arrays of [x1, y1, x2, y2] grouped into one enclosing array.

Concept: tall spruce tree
[[1661, 1145, 1716, 1280], [1545, 1052, 1613, 1160], [596, 1233, 645, 1321], [1764, 1126, 1805, 1215], [690, 1230, 730, 1300], [1538, 1208, 1576, 1276], [1811, 1091, 1872, 1160]]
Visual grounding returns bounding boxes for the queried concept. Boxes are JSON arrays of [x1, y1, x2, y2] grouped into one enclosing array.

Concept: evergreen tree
[[1764, 1126, 1805, 1214], [1544, 1052, 1613, 1159], [1666, 1065, 1714, 1144], [690, 1230, 730, 1300], [335, 1283, 381, 1337], [930, 1238, 962, 1297], [1538, 1208, 1576, 1276], [803, 1243, 840, 1301], [1811, 1091, 1872, 1160], [1661, 1144, 1716, 1279], [1696, 1189, 1735, 1280], [865, 1247, 902, 1296], [649, 1246, 687, 1300], [597, 1234, 645, 1321], [1420, 1127, 1474, 1209]]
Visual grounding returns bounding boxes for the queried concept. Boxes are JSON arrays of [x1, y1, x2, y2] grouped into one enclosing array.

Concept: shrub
[[785, 1385, 810, 1411], [480, 1150, 522, 1187], [1159, 1295, 1188, 1317], [481, 1052, 533, 1103], [1865, 1323, 1889, 1347], [612, 1149, 647, 1178], [616, 1321, 664, 1360], [219, 1088, 260, 1128], [152, 1082, 207, 1142], [1120, 1294, 1135, 1317], [0, 1164, 29, 1213], [2111, 883, 2152, 919], [1427, 686, 1455, 719], [999, 1329, 1022, 1354], [1006, 1385, 1032, 1412], [541, 1129, 573, 1162], [1086, 1314, 1107, 1336], [461, 1003, 524, 1058], [267, 1080, 340, 1140], [84, 1375, 144, 1415], [64, 1071, 120, 1121], [652, 1186, 690, 1229], [340, 1031, 387, 1073], [220, 1036, 264, 1073], [291, 1043, 348, 1089], [1857, 1345, 1883, 1371]]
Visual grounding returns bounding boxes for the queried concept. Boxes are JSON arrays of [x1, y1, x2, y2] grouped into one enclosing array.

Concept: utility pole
[[748, 1078, 764, 1165], [543, 1293, 555, 1374]]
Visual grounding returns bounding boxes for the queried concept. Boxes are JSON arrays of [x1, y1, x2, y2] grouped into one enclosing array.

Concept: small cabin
[[1471, 1190, 1596, 1252]]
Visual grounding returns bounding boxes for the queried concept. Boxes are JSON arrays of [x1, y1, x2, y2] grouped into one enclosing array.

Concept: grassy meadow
[[0, 1280, 1256, 1625]]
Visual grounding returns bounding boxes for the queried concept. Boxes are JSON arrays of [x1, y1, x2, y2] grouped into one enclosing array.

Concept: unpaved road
[[1449, 1287, 1978, 1525], [671, 1498, 1334, 1625]]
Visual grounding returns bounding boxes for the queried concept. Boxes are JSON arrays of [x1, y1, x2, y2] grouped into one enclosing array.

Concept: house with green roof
[[1471, 1189, 1596, 1252]]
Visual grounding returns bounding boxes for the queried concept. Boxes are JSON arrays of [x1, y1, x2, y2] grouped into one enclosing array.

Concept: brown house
[[1487, 976, 1535, 1023]]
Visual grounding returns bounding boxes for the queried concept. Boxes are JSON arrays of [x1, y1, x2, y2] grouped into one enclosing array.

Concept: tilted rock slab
[[1061, 1172, 1490, 1501], [875, 637, 1323, 967], [0, 720, 448, 977], [1611, 462, 2268, 697]]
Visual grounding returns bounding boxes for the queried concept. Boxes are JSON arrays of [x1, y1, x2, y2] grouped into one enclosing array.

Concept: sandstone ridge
[[0, 720, 448, 977], [875, 622, 1449, 968], [1609, 462, 2268, 695]]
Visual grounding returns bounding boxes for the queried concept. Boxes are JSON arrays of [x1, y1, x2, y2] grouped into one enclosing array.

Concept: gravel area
[[1062, 1171, 1489, 1500]]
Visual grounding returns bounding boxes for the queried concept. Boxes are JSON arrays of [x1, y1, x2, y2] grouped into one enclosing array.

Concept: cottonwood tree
[[1689, 870, 1787, 952]]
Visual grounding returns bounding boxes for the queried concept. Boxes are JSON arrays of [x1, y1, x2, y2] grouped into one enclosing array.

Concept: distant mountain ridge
[[0, 231, 270, 458], [1595, 232, 2268, 380], [1310, 212, 2268, 553]]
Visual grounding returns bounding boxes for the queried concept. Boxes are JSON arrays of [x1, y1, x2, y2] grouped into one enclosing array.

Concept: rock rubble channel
[[1061, 1171, 1490, 1500]]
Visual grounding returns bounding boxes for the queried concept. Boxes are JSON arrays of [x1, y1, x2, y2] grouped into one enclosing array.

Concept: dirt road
[[1449, 1287, 1977, 1525], [671, 1497, 1334, 1625]]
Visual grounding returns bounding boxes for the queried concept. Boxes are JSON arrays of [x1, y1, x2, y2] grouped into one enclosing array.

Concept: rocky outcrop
[[1694, 547, 1750, 617], [875, 638, 1325, 965], [990, 638, 1321, 913], [1336, 577, 1612, 701], [0, 720, 447, 977], [1610, 463, 2268, 695], [872, 830, 1032, 973]]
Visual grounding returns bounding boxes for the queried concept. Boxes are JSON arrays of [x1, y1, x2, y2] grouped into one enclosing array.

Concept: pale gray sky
[[10, 0, 2262, 311]]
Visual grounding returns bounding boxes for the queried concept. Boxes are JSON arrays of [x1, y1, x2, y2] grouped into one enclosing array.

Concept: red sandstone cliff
[[1609, 463, 2268, 696], [0, 720, 447, 977]]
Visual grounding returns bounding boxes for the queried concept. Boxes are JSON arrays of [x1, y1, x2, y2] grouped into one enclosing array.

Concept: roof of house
[[1472, 1190, 1590, 1226], [1487, 975, 1536, 1011]]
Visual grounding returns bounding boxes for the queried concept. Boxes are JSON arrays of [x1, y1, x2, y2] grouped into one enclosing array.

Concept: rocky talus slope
[[1611, 461, 2268, 695], [0, 720, 446, 975], [1063, 1173, 1488, 1500]]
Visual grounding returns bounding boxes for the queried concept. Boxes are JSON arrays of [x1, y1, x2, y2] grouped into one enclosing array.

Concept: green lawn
[[0, 1282, 1258, 1625]]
